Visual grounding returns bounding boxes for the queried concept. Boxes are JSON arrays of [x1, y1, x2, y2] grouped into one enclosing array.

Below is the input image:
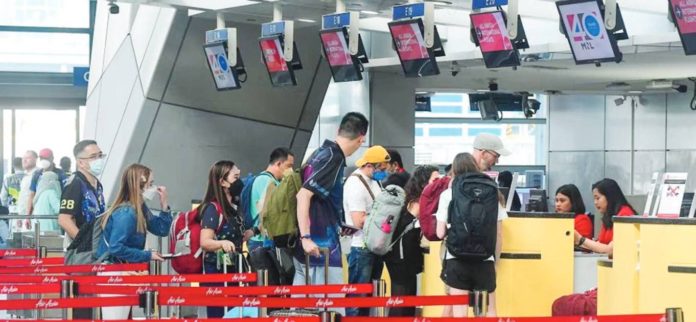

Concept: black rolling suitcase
[[268, 248, 339, 319]]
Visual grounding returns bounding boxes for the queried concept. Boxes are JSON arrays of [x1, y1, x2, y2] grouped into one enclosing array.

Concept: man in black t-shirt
[[58, 140, 106, 319]]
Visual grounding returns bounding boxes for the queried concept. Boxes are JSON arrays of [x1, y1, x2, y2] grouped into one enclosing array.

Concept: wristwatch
[[300, 234, 312, 240], [577, 237, 586, 247]]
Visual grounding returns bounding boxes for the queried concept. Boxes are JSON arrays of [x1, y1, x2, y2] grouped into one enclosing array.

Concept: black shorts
[[440, 258, 496, 292]]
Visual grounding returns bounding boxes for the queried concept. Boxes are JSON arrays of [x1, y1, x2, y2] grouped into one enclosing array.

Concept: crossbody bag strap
[[352, 174, 375, 201]]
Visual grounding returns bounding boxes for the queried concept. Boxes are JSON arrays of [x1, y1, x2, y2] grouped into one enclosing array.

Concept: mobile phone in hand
[[340, 223, 360, 236]]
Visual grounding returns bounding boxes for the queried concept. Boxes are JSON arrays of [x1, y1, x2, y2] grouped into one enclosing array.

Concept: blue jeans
[[347, 247, 384, 317]]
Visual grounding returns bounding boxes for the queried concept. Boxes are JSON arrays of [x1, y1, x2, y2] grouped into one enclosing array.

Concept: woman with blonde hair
[[95, 163, 172, 320]]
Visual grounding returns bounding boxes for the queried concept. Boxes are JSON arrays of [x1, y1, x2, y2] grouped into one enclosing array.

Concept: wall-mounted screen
[[557, 0, 622, 65], [203, 43, 240, 90], [259, 35, 297, 87], [319, 27, 363, 82], [470, 10, 520, 68], [670, 0, 696, 55], [388, 18, 440, 77]]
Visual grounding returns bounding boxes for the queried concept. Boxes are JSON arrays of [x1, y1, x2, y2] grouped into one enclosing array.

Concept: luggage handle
[[304, 247, 330, 303]]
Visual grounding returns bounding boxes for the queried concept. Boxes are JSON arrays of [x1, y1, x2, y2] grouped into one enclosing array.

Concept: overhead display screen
[[203, 43, 240, 91], [470, 11, 520, 68], [388, 18, 440, 77], [319, 27, 362, 82], [670, 0, 696, 55], [557, 0, 622, 64], [259, 35, 296, 87]]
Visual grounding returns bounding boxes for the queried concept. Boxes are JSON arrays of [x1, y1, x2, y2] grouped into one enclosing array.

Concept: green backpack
[[262, 169, 302, 247]]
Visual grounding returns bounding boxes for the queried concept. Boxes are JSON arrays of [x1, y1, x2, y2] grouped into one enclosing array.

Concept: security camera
[[108, 0, 119, 14], [488, 80, 498, 92], [520, 93, 541, 118], [614, 96, 626, 106], [450, 61, 460, 77]]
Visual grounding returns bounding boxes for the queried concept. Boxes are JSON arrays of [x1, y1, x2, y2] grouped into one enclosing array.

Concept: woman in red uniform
[[574, 178, 636, 255], [554, 184, 593, 238]]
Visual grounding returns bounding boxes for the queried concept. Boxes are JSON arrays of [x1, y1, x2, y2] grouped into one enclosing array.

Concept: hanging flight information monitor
[[389, 2, 445, 78], [203, 43, 241, 91], [557, 0, 623, 65], [259, 35, 297, 87], [470, 11, 521, 68], [669, 0, 696, 55], [320, 27, 363, 82]]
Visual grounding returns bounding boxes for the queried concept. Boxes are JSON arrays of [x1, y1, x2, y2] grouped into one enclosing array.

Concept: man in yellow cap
[[343, 145, 390, 317]]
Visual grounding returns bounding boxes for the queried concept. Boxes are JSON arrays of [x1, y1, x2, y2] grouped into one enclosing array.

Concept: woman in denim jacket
[[96, 163, 172, 319]]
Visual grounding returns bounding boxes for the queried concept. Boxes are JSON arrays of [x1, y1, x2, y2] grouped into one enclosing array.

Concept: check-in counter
[[602, 217, 696, 321], [421, 212, 574, 317], [574, 252, 608, 293]]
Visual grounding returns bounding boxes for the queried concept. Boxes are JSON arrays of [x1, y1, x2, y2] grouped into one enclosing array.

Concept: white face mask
[[142, 186, 159, 201], [39, 159, 51, 170], [88, 158, 105, 176]]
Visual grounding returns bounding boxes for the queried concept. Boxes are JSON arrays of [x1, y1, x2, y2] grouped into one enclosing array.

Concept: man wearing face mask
[[27, 148, 68, 216], [57, 140, 106, 319], [343, 145, 390, 317], [471, 133, 510, 172]]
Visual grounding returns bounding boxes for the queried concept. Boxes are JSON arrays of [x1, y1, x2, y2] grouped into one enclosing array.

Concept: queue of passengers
[[4, 112, 636, 319]]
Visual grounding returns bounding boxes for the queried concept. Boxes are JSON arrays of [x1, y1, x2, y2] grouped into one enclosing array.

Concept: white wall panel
[[130, 5, 161, 67], [140, 8, 181, 99], [549, 95, 605, 151], [88, 1, 110, 95], [666, 151, 696, 192], [548, 151, 604, 215], [605, 151, 632, 193], [84, 81, 102, 139], [634, 95, 667, 151], [605, 96, 632, 151], [102, 3, 136, 74], [666, 87, 696, 150], [633, 151, 666, 195]]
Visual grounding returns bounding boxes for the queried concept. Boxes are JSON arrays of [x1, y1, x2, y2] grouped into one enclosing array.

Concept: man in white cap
[[472, 133, 511, 171]]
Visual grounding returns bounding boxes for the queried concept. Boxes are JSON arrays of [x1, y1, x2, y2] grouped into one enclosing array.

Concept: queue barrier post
[[141, 290, 160, 319], [469, 290, 488, 317], [371, 279, 387, 317], [60, 280, 75, 320], [149, 259, 162, 276], [257, 269, 268, 318], [319, 310, 341, 322], [34, 221, 42, 320], [666, 307, 684, 322]]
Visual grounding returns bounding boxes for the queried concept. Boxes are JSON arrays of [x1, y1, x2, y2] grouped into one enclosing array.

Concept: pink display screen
[[260, 37, 288, 73], [471, 11, 514, 53], [389, 22, 430, 61], [320, 30, 352, 67], [671, 0, 696, 34]]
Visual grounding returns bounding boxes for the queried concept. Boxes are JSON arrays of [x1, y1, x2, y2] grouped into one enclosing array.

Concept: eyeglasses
[[485, 150, 501, 159], [79, 153, 106, 160]]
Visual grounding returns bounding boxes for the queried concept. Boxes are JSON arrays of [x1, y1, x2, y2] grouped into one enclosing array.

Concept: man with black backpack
[[342, 145, 391, 317], [58, 140, 106, 319]]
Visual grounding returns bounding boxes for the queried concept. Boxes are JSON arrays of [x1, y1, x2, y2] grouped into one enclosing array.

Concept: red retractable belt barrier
[[0, 296, 138, 310], [0, 284, 60, 294], [158, 295, 469, 308], [0, 257, 64, 267], [0, 263, 147, 274], [0, 249, 38, 257], [0, 273, 256, 284], [79, 283, 373, 296], [343, 316, 665, 322]]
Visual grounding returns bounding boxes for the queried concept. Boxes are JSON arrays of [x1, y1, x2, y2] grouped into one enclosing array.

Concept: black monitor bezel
[[470, 10, 521, 69], [258, 34, 298, 87], [669, 0, 696, 56], [556, 0, 623, 65], [388, 18, 440, 78], [319, 27, 363, 83], [202, 42, 241, 91]]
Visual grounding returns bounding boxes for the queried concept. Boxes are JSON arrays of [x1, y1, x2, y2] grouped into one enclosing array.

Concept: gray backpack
[[363, 185, 406, 256], [65, 214, 108, 265]]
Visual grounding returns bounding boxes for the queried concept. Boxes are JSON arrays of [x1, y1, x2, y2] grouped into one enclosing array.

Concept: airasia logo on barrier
[[42, 276, 59, 283], [315, 298, 334, 307], [91, 265, 106, 272], [340, 285, 357, 293], [166, 296, 186, 305], [230, 274, 246, 282], [30, 258, 43, 265], [386, 297, 404, 306], [3, 250, 16, 256], [135, 287, 152, 294], [33, 267, 48, 274], [107, 276, 124, 284], [205, 288, 222, 296], [272, 319, 295, 322], [242, 298, 261, 307], [273, 286, 291, 295], [35, 299, 59, 309], [0, 286, 18, 294], [170, 276, 186, 283]]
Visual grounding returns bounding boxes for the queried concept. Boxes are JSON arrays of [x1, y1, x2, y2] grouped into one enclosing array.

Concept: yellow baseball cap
[[355, 145, 391, 167]]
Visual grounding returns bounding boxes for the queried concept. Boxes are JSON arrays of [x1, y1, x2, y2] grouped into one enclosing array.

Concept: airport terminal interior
[[0, 0, 696, 321]]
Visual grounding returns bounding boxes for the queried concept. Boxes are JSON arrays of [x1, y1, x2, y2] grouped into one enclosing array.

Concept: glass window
[[0, 32, 89, 72], [0, 0, 89, 28], [14, 109, 77, 166], [2, 110, 12, 175]]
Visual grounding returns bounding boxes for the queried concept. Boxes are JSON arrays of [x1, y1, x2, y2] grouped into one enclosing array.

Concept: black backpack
[[446, 172, 499, 261]]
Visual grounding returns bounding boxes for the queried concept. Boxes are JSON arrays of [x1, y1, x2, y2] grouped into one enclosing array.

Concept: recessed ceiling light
[[297, 18, 316, 23], [361, 10, 380, 15]]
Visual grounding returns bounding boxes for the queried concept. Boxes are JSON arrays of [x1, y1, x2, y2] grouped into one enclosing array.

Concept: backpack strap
[[387, 218, 417, 251], [352, 174, 375, 201], [194, 202, 225, 259]]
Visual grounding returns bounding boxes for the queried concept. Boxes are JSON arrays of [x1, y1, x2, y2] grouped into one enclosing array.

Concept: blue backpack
[[239, 172, 274, 230]]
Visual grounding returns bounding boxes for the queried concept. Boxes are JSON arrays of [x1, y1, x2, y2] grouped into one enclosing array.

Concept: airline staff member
[[555, 184, 593, 238]]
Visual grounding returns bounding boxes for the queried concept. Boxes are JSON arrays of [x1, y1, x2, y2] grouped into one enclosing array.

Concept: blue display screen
[[472, 0, 509, 10], [322, 12, 350, 29], [392, 3, 425, 20]]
